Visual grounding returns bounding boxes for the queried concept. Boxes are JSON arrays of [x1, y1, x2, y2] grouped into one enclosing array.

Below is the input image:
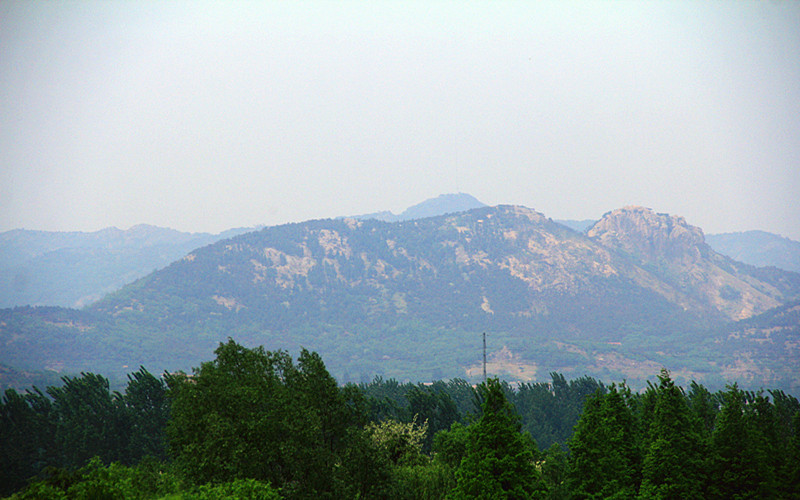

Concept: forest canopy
[[2, 341, 799, 499]]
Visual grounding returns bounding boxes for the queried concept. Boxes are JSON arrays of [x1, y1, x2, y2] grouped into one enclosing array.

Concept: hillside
[[706, 230, 800, 273], [555, 218, 800, 274], [349, 193, 487, 222], [0, 225, 251, 308], [2, 205, 799, 391]]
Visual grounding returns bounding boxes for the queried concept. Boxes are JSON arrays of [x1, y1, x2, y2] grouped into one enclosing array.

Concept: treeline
[[1, 341, 799, 499]]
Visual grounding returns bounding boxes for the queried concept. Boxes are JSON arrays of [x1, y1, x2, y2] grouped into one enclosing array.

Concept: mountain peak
[[349, 193, 487, 222], [588, 206, 706, 262], [398, 193, 487, 220]]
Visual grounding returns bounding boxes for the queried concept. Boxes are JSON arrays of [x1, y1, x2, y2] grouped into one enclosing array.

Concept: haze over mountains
[[1, 194, 797, 310], [0, 226, 252, 308], [2, 196, 799, 393]]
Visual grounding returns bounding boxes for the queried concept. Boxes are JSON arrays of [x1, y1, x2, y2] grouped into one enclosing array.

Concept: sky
[[1, 1, 799, 240]]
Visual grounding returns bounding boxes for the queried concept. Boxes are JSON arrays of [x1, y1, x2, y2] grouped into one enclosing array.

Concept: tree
[[47, 372, 127, 468], [120, 367, 168, 461], [165, 339, 378, 498], [541, 443, 568, 500], [433, 421, 470, 469], [452, 378, 546, 499], [0, 387, 55, 496], [567, 384, 640, 499], [638, 370, 706, 499], [708, 385, 774, 498], [406, 383, 460, 453], [166, 340, 299, 486], [782, 411, 800, 498], [367, 415, 429, 467]]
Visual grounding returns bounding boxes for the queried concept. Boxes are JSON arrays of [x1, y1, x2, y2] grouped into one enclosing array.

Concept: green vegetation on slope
[[3, 341, 799, 499]]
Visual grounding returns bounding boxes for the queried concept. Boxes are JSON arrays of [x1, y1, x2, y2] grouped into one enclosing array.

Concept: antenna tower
[[483, 332, 487, 381]]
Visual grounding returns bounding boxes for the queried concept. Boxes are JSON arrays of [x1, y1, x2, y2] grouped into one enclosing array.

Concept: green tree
[[686, 380, 718, 439], [433, 421, 470, 469], [0, 387, 56, 496], [47, 373, 127, 468], [336, 427, 394, 499], [407, 383, 460, 453], [541, 443, 568, 500], [367, 415, 429, 466], [452, 378, 546, 499], [708, 385, 774, 499], [567, 384, 640, 499], [638, 370, 706, 499], [166, 339, 379, 498], [782, 411, 800, 498], [166, 340, 298, 486], [120, 367, 168, 461]]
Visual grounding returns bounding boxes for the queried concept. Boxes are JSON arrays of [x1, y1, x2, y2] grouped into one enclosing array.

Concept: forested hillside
[[2, 205, 799, 392], [2, 342, 798, 499]]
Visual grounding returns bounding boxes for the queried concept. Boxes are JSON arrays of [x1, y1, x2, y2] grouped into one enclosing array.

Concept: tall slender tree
[[568, 384, 640, 499], [708, 385, 774, 498], [452, 378, 546, 499], [638, 370, 707, 499]]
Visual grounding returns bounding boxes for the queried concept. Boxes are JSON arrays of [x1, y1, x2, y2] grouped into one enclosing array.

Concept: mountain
[[554, 219, 596, 233], [2, 205, 799, 391], [705, 298, 800, 388], [0, 194, 483, 309], [0, 225, 251, 308], [705, 230, 800, 274], [349, 193, 487, 222], [555, 218, 800, 274]]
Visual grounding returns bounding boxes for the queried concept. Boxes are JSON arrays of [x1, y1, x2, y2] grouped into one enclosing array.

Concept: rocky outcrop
[[587, 206, 707, 264], [587, 206, 798, 320]]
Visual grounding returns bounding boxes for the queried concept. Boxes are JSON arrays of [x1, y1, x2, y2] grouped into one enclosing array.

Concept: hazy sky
[[2, 1, 799, 240]]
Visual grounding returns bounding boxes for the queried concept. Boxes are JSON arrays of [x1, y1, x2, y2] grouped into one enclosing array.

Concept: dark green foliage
[[433, 421, 471, 469], [541, 443, 568, 500], [567, 384, 640, 499], [638, 370, 707, 499], [119, 367, 169, 461], [452, 378, 547, 499], [166, 340, 297, 485], [47, 373, 123, 468], [335, 427, 395, 499], [407, 383, 461, 453], [708, 385, 775, 498], [0, 387, 55, 496], [7, 457, 182, 500], [392, 461, 457, 500], [686, 380, 719, 437], [182, 478, 281, 499], [0, 369, 168, 497], [165, 339, 383, 498], [783, 411, 800, 498], [515, 373, 605, 451], [3, 356, 800, 499]]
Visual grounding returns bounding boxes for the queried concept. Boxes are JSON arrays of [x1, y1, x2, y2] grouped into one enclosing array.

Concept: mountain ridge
[[0, 225, 252, 308], [3, 203, 798, 391], [347, 193, 487, 222], [3, 194, 797, 309]]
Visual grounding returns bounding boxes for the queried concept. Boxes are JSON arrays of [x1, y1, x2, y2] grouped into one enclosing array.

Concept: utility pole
[[483, 332, 487, 381]]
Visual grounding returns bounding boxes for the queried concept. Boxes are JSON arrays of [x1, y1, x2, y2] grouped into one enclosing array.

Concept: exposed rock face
[[587, 206, 799, 320], [587, 206, 707, 264], [4, 204, 800, 391]]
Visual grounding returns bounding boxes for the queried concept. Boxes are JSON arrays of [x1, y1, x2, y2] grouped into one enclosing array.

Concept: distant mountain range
[[0, 225, 251, 308], [2, 194, 797, 310], [347, 192, 488, 222], [706, 231, 800, 274], [2, 201, 799, 392]]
